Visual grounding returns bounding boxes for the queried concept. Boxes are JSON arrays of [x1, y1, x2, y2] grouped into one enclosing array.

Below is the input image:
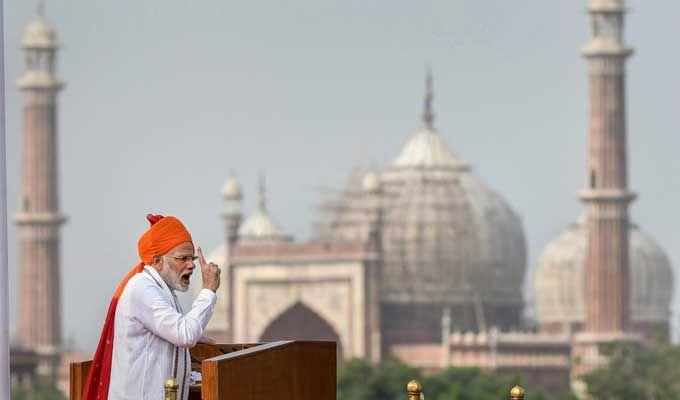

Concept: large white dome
[[534, 218, 673, 330], [317, 122, 527, 333], [378, 126, 526, 305]]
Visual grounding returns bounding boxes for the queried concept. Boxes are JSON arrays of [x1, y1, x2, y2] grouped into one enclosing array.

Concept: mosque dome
[[534, 218, 673, 330], [22, 17, 57, 49], [377, 132, 526, 307], [317, 74, 527, 333]]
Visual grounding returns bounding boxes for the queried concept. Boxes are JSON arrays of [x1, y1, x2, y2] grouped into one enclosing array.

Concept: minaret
[[573, 0, 638, 381], [362, 170, 382, 362], [222, 174, 243, 246], [581, 0, 634, 335], [205, 175, 242, 341], [15, 10, 66, 377]]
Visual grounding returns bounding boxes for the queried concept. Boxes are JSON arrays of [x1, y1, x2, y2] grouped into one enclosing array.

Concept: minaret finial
[[422, 66, 434, 128], [37, 1, 45, 17], [258, 173, 267, 211]]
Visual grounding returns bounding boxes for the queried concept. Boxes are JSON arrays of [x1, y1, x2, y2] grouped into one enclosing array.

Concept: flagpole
[[0, 0, 11, 397]]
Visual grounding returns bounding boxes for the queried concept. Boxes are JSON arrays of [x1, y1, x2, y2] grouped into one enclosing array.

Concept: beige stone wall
[[231, 261, 367, 359]]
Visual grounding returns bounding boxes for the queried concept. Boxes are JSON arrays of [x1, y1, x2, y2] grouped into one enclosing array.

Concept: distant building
[[194, 74, 571, 391], [194, 0, 673, 394]]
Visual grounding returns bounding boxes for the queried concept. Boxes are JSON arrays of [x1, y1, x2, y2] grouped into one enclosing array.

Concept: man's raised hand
[[198, 246, 221, 293]]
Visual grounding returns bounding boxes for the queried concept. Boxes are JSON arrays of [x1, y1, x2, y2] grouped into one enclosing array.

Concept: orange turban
[[138, 214, 193, 265], [83, 214, 194, 400]]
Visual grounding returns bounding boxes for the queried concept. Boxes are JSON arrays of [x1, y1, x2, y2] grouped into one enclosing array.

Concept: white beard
[[159, 258, 189, 292]]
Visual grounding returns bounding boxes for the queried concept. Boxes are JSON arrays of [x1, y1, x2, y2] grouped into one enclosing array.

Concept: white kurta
[[108, 266, 216, 400]]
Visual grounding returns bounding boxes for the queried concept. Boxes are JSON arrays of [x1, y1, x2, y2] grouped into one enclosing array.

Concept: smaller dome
[[239, 209, 291, 244], [22, 18, 57, 49], [240, 210, 282, 237], [534, 218, 673, 326], [222, 177, 242, 199], [362, 171, 381, 193], [238, 177, 292, 244]]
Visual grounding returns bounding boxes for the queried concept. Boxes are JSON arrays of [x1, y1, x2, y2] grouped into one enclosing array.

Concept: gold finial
[[509, 385, 525, 400], [407, 380, 422, 400], [164, 378, 179, 400], [422, 67, 434, 129]]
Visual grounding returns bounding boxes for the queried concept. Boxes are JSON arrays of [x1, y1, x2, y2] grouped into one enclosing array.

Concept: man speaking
[[83, 214, 221, 400]]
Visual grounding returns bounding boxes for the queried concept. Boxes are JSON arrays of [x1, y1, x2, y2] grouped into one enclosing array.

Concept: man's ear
[[152, 255, 162, 265]]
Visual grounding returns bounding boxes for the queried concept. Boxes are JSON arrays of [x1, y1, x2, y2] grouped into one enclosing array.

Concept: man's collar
[[143, 265, 173, 294]]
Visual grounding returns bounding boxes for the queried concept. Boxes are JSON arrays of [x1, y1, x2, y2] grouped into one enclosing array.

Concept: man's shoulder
[[124, 270, 165, 299]]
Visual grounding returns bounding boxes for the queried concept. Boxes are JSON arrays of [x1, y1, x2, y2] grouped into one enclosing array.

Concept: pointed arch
[[259, 301, 343, 359]]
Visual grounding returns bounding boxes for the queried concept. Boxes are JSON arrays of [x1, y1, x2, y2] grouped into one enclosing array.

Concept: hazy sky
[[4, 1, 679, 352]]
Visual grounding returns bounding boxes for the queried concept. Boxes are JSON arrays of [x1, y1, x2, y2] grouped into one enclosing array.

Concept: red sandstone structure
[[15, 11, 66, 380], [580, 0, 634, 334], [571, 0, 642, 383]]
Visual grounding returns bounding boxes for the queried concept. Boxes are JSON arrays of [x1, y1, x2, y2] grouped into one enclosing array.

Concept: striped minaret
[[580, 0, 635, 334], [572, 0, 639, 384], [16, 10, 66, 379]]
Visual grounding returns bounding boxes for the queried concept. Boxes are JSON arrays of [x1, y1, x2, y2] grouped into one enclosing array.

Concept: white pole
[[0, 0, 10, 397]]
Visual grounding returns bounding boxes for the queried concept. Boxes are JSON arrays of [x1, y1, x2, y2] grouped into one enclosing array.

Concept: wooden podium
[[69, 340, 337, 400]]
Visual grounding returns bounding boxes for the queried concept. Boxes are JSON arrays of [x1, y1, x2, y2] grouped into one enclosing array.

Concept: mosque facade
[[195, 76, 574, 391], [194, 0, 673, 393]]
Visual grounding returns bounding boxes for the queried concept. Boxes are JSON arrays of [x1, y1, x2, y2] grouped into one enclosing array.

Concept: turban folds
[[138, 215, 193, 265], [83, 214, 193, 400]]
